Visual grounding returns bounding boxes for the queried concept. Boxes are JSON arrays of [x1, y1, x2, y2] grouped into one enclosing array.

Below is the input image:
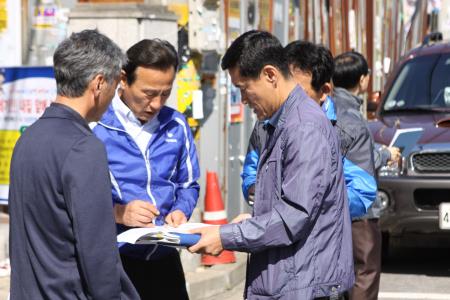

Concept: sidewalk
[[0, 276, 8, 300], [186, 251, 246, 300], [0, 252, 247, 300]]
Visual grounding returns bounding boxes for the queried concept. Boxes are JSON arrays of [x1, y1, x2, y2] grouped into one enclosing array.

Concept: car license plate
[[439, 203, 450, 230]]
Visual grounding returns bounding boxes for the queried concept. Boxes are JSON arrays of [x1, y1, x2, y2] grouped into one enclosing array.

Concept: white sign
[[0, 67, 55, 204], [439, 203, 450, 230]]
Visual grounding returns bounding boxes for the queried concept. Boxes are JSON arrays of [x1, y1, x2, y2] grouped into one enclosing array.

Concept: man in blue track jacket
[[93, 39, 200, 300]]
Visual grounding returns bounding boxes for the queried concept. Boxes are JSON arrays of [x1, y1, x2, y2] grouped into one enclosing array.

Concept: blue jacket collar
[[322, 96, 337, 123]]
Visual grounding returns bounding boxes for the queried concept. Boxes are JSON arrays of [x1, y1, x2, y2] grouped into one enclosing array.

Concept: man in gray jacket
[[8, 30, 139, 299], [189, 30, 354, 299], [333, 51, 399, 300]]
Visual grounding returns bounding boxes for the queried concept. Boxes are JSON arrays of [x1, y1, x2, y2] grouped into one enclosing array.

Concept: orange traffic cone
[[201, 171, 236, 265]]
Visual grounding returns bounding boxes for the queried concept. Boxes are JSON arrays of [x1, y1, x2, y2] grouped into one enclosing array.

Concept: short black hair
[[285, 41, 334, 93], [333, 51, 369, 89], [123, 39, 178, 85], [221, 30, 290, 79]]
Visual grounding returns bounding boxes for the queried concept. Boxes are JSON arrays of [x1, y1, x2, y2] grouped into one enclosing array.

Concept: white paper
[[192, 90, 204, 119], [383, 57, 391, 74], [274, 2, 283, 22], [389, 127, 424, 157], [348, 10, 356, 49], [444, 87, 450, 106], [389, 128, 424, 147], [117, 222, 212, 244]]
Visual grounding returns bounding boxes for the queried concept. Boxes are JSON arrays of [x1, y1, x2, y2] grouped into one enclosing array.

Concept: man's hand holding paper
[[188, 225, 223, 256], [387, 146, 401, 165]]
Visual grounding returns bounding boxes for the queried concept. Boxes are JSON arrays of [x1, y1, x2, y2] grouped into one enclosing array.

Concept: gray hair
[[53, 29, 126, 97]]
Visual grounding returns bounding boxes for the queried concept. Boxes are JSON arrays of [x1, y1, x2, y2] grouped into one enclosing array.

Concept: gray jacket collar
[[333, 87, 363, 112]]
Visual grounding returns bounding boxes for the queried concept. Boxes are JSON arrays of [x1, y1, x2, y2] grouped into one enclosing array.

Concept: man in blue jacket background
[[242, 41, 377, 219], [94, 39, 200, 300]]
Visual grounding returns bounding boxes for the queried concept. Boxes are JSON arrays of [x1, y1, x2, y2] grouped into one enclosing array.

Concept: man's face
[[290, 67, 323, 103], [229, 66, 278, 121], [121, 66, 175, 123]]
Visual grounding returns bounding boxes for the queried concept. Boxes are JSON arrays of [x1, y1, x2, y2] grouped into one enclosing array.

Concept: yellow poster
[[229, 0, 240, 18], [259, 0, 272, 32], [0, 0, 7, 32], [176, 60, 201, 127], [228, 0, 241, 42], [0, 130, 20, 184], [167, 3, 189, 27], [177, 60, 200, 112]]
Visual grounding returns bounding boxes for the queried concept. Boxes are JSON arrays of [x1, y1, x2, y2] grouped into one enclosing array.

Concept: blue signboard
[[0, 67, 55, 204]]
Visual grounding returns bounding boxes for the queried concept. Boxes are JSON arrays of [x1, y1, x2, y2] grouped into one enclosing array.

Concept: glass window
[[383, 53, 450, 111]]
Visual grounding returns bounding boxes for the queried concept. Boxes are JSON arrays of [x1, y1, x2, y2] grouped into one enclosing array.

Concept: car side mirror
[[367, 91, 381, 120]]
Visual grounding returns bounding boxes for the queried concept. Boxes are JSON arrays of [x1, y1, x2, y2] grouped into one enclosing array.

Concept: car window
[[431, 55, 450, 107], [383, 53, 450, 111]]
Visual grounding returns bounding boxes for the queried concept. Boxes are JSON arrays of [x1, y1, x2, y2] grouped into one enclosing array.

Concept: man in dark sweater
[[8, 30, 139, 300]]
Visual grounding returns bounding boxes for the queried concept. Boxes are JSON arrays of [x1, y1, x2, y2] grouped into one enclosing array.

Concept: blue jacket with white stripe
[[242, 95, 377, 219], [93, 104, 200, 238]]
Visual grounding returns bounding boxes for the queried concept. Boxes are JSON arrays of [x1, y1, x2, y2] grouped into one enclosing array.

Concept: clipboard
[[117, 223, 211, 248], [135, 231, 201, 247], [389, 128, 424, 157]]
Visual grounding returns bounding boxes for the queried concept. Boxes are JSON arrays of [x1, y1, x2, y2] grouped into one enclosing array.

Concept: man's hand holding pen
[[114, 200, 160, 227], [165, 209, 188, 227]]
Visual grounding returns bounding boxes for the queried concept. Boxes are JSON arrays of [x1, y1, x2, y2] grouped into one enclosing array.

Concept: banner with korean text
[[0, 67, 55, 204]]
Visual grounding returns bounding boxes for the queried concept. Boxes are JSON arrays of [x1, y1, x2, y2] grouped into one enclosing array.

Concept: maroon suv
[[368, 34, 450, 251]]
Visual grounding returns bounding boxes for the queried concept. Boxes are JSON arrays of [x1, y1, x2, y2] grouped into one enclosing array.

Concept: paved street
[[2, 245, 450, 300], [205, 246, 450, 300], [378, 245, 450, 300]]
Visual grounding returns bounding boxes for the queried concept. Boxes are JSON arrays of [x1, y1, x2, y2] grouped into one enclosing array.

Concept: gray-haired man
[[8, 30, 139, 299]]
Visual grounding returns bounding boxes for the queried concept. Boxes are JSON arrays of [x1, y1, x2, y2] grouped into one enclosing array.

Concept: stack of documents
[[117, 223, 212, 248], [389, 128, 424, 157]]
